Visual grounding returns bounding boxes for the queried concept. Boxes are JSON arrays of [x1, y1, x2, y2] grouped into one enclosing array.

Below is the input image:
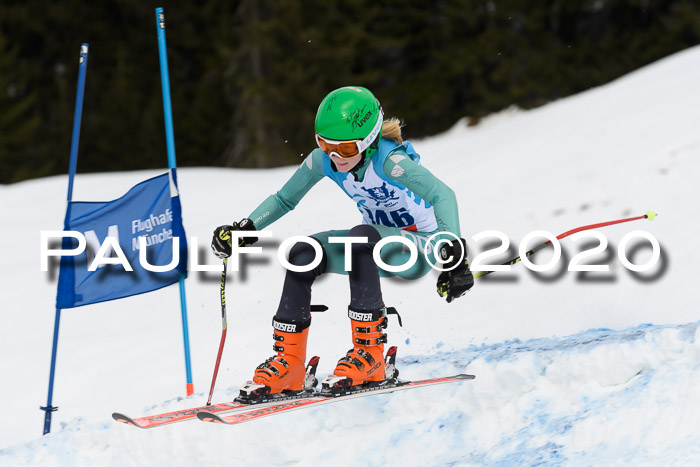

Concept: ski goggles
[[315, 108, 384, 159], [315, 135, 362, 158]]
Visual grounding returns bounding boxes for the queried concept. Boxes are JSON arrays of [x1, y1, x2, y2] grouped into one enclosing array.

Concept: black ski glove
[[436, 238, 474, 303], [211, 218, 257, 259]]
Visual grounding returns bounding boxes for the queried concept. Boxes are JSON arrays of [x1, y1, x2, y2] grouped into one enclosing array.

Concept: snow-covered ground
[[1, 45, 698, 465]]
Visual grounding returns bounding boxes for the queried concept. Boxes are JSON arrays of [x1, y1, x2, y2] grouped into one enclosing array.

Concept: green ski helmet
[[315, 86, 384, 160]]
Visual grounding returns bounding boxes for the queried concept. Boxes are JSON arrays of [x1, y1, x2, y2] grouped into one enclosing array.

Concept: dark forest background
[[1, 0, 699, 183]]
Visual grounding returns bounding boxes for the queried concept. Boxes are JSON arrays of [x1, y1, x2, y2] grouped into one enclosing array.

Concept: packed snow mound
[[2, 321, 699, 466]]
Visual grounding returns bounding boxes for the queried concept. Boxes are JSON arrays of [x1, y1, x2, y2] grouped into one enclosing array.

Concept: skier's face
[[316, 134, 363, 172], [330, 152, 362, 172]]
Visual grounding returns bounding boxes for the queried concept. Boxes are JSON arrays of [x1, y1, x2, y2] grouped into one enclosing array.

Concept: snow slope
[[0, 45, 699, 465]]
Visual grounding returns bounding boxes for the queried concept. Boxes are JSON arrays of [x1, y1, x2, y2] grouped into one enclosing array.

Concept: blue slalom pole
[[41, 43, 89, 435], [155, 7, 194, 396], [66, 45, 88, 204]]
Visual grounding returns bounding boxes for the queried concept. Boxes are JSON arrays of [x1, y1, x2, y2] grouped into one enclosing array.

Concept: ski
[[113, 356, 323, 429], [112, 401, 247, 429], [197, 373, 474, 426], [112, 389, 328, 429]]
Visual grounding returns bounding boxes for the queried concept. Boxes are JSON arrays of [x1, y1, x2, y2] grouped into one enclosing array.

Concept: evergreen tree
[[1, 0, 699, 182], [0, 31, 41, 183]]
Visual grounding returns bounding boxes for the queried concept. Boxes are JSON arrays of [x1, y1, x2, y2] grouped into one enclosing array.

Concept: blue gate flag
[[56, 170, 188, 309]]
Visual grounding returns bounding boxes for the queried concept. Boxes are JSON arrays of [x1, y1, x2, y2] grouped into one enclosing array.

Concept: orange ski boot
[[238, 317, 312, 401], [324, 307, 390, 390]]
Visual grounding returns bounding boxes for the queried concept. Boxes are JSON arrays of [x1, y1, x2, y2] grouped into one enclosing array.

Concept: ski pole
[[207, 258, 228, 405], [473, 211, 657, 279]]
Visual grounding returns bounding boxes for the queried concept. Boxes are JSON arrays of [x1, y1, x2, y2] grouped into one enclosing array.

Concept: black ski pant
[[275, 224, 384, 323]]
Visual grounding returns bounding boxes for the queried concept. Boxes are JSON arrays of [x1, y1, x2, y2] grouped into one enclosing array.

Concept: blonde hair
[[382, 117, 404, 144]]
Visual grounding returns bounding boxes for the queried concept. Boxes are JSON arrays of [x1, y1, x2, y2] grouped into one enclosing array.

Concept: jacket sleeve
[[247, 149, 326, 230], [382, 150, 461, 238]]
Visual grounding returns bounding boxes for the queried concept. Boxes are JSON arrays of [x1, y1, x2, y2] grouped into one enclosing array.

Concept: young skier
[[211, 86, 474, 397]]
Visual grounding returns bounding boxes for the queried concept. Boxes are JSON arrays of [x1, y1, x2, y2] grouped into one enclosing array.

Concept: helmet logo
[[347, 105, 373, 131], [325, 95, 337, 111]]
